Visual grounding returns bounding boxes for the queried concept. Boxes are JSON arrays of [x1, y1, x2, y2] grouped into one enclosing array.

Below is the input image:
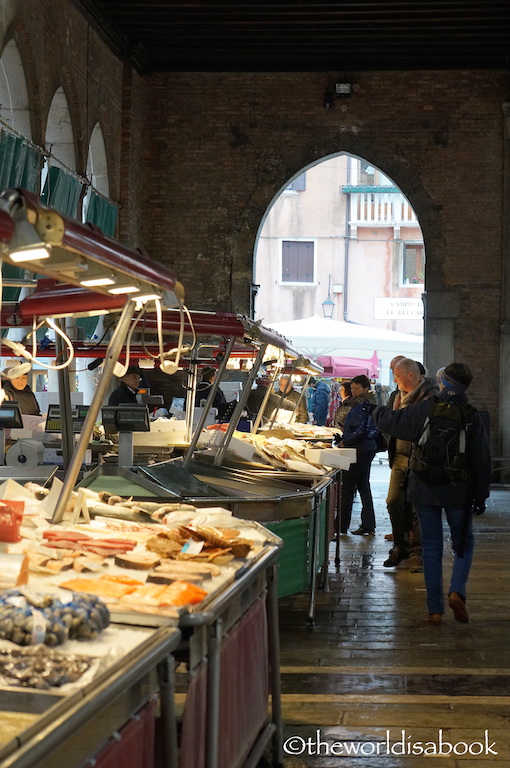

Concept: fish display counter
[[0, 621, 181, 768], [0, 494, 284, 768]]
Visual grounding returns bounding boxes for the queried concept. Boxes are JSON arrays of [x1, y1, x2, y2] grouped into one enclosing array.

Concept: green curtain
[[85, 189, 118, 238], [78, 190, 119, 339], [0, 131, 41, 193], [0, 131, 43, 321], [41, 166, 83, 218]]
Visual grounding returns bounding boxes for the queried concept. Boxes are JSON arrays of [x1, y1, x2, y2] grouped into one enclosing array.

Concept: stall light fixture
[[7, 217, 51, 262], [9, 243, 50, 263], [80, 275, 116, 287], [138, 358, 155, 369], [108, 284, 140, 295], [135, 292, 162, 303], [1, 189, 184, 311]]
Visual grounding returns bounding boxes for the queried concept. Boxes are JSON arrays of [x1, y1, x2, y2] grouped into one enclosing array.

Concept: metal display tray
[[0, 624, 181, 768]]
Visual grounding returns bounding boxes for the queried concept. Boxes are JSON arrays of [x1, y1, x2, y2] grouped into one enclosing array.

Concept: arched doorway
[[253, 152, 424, 383]]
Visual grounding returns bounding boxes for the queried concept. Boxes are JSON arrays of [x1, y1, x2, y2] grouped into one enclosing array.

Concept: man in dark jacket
[[108, 365, 141, 406], [373, 363, 491, 626], [194, 366, 228, 419]]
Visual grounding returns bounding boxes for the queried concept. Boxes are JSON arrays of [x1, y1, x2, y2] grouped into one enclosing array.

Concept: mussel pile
[[0, 645, 91, 689], [0, 590, 110, 647]]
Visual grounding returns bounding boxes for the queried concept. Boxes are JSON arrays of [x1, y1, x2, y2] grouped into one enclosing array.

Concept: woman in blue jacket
[[338, 375, 378, 535]]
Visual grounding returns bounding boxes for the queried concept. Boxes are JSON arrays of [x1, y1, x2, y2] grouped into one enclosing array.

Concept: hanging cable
[[2, 316, 75, 370], [112, 307, 145, 377]]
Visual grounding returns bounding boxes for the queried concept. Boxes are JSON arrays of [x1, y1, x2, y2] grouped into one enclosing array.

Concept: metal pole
[[267, 360, 299, 428], [51, 300, 136, 523], [157, 654, 179, 768], [213, 343, 267, 466], [183, 336, 236, 468], [184, 348, 198, 445], [205, 618, 222, 768], [55, 318, 74, 472], [267, 563, 284, 767], [251, 353, 278, 433]]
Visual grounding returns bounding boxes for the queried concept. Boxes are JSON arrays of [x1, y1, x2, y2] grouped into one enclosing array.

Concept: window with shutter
[[281, 240, 315, 283], [285, 172, 306, 192], [401, 242, 425, 285]]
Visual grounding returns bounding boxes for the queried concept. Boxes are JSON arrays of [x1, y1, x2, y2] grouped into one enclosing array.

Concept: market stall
[[0, 491, 284, 768], [0, 189, 285, 768], [3, 272, 347, 620]]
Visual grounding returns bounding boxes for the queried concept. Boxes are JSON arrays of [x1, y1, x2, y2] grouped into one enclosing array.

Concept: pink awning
[[317, 351, 380, 378]]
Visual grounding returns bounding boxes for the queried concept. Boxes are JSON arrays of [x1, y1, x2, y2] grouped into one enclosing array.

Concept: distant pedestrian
[[311, 379, 331, 426]]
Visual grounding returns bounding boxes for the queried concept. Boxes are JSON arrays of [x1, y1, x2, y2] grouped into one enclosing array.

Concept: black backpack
[[411, 397, 476, 484]]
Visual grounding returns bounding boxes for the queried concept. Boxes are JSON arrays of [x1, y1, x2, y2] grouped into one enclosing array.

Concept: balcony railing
[[341, 186, 419, 236]]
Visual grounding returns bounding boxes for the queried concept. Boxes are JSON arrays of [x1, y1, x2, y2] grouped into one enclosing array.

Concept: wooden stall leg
[[157, 655, 178, 768]]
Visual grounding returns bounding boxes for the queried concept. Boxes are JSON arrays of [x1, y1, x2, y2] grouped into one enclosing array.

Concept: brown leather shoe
[[428, 613, 442, 626], [384, 533, 394, 541], [448, 592, 469, 623]]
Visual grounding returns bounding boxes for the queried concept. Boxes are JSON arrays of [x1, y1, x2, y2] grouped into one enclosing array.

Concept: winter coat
[[373, 385, 492, 508], [341, 391, 378, 451], [3, 380, 41, 415], [279, 387, 309, 423], [195, 379, 228, 415], [333, 396, 354, 429], [246, 385, 296, 422], [108, 381, 138, 406], [311, 381, 331, 426], [386, 376, 440, 467]]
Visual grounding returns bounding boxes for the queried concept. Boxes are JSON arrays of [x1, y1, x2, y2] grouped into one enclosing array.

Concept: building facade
[[254, 154, 424, 335]]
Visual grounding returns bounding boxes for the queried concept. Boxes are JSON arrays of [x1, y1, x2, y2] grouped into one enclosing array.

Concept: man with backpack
[[372, 363, 492, 626]]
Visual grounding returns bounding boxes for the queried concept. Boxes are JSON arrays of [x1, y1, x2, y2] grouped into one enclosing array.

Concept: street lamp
[[322, 275, 335, 319]]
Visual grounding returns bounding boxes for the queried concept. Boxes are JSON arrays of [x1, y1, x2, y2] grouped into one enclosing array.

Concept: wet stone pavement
[[277, 461, 510, 767]]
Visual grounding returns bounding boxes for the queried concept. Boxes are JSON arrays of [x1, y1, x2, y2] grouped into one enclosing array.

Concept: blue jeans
[[415, 503, 474, 615]]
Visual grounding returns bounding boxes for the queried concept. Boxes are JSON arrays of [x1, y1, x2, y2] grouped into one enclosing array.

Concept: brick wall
[[0, 3, 507, 448], [2, 0, 124, 195], [139, 70, 508, 426]]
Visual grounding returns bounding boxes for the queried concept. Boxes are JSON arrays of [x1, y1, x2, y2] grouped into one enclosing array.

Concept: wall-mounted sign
[[373, 297, 424, 320]]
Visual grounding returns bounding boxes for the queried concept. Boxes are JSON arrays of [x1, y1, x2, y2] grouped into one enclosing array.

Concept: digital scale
[[0, 403, 57, 483]]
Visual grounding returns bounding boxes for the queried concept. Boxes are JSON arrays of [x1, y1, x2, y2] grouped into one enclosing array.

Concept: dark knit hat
[[443, 363, 473, 390]]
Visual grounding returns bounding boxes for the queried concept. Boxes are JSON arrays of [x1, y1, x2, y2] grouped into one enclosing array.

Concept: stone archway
[[0, 38, 31, 138], [240, 140, 453, 376]]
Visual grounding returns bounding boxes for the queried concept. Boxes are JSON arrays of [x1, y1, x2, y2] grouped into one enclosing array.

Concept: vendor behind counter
[[194, 366, 230, 420], [2, 362, 41, 415], [108, 365, 142, 406]]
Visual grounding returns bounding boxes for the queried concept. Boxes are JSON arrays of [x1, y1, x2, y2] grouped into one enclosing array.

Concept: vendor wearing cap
[[108, 365, 141, 406], [194, 366, 228, 418], [2, 363, 41, 415]]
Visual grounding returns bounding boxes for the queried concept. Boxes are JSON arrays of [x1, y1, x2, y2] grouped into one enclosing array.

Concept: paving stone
[[277, 466, 510, 765]]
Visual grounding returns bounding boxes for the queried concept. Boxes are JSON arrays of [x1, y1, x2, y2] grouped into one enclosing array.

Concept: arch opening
[[253, 152, 424, 385]]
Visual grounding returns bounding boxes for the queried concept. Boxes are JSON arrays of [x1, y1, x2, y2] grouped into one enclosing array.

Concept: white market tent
[[267, 315, 423, 384]]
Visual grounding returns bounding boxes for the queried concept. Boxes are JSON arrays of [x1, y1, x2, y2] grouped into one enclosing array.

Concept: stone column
[[498, 102, 510, 473]]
